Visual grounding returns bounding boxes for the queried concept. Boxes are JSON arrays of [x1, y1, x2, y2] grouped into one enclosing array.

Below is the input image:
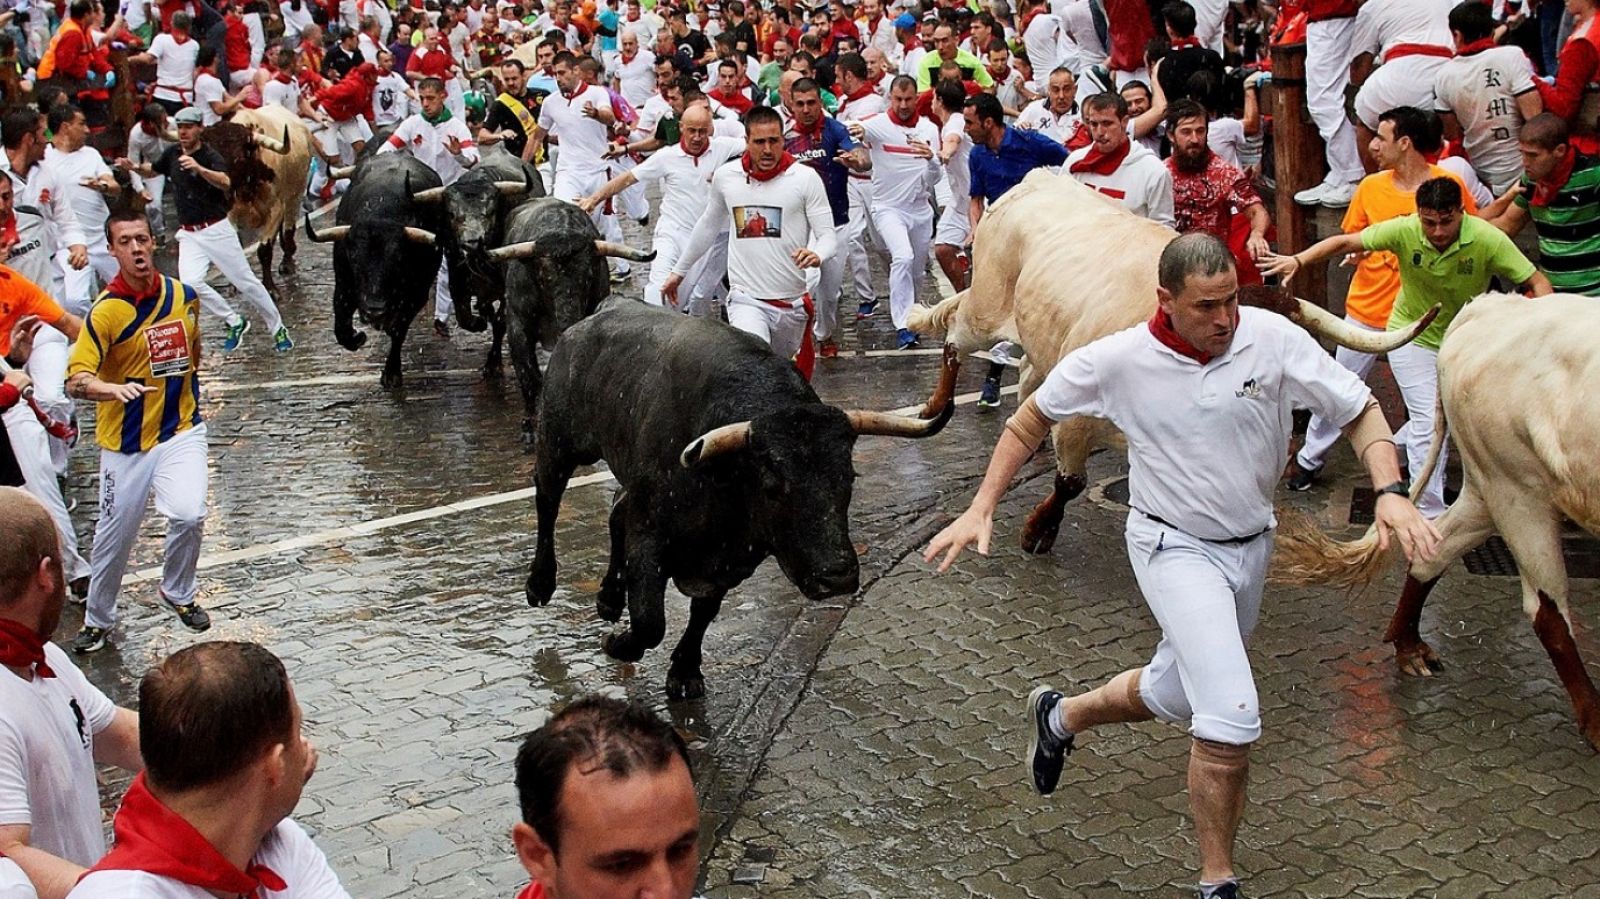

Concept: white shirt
[[1022, 12, 1061, 74], [1054, 0, 1107, 71], [1033, 308, 1371, 540], [993, 68, 1031, 118], [0, 646, 118, 867], [1015, 99, 1080, 144], [41, 144, 113, 241], [900, 45, 926, 80], [0, 859, 35, 899], [677, 159, 838, 300], [147, 33, 200, 103], [380, 113, 480, 185], [262, 76, 303, 114], [837, 90, 886, 125], [68, 819, 351, 899], [1351, 0, 1454, 59], [357, 33, 381, 64], [0, 154, 84, 290], [635, 92, 672, 139], [1435, 154, 1494, 208], [631, 135, 744, 236], [620, 14, 657, 47], [537, 84, 613, 175], [128, 124, 173, 172], [857, 112, 941, 211], [1186, 0, 1227, 54], [1207, 116, 1246, 168], [859, 16, 900, 66], [940, 112, 971, 205], [122, 0, 149, 34], [279, 0, 314, 44], [193, 71, 226, 125], [1434, 46, 1537, 191], [1064, 140, 1175, 227], [608, 48, 656, 108], [372, 71, 412, 126], [244, 11, 266, 66]]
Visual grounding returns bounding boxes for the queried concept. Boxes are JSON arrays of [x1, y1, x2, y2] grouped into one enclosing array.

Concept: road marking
[[860, 348, 947, 358], [119, 384, 1021, 586], [205, 369, 482, 393]]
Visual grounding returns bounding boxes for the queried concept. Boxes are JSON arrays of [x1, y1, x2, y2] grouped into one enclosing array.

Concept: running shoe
[[72, 626, 107, 654], [1199, 881, 1242, 899], [1026, 685, 1072, 795], [272, 326, 294, 352], [896, 328, 919, 350], [1286, 460, 1321, 492], [977, 376, 1002, 411], [70, 576, 89, 600], [433, 319, 450, 338], [173, 603, 211, 632], [221, 319, 250, 352], [856, 298, 878, 319], [818, 339, 839, 359]]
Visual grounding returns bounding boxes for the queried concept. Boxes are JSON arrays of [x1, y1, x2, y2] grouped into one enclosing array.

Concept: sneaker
[[1286, 459, 1321, 492], [433, 319, 450, 338], [610, 268, 630, 284], [71, 626, 108, 654], [1199, 881, 1242, 899], [1026, 685, 1072, 795], [896, 328, 919, 350], [272, 326, 294, 352], [818, 338, 839, 359], [856, 298, 878, 319], [173, 603, 211, 632], [1292, 177, 1335, 206], [1319, 180, 1359, 208], [221, 319, 250, 352], [70, 576, 89, 600], [976, 376, 1002, 411]]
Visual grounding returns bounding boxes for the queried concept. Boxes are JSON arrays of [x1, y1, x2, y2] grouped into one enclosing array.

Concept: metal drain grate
[[1462, 536, 1518, 577], [1346, 492, 1600, 578]]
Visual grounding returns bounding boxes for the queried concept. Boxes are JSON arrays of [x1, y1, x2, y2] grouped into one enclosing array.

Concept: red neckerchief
[[888, 106, 919, 127], [1148, 310, 1219, 364], [901, 35, 920, 52], [844, 81, 876, 103], [0, 619, 54, 678], [990, 64, 1010, 82], [620, 50, 636, 64], [171, 31, 190, 44], [561, 84, 583, 100], [1019, 7, 1043, 34], [680, 138, 708, 163], [1169, 36, 1200, 50], [107, 273, 160, 302], [1068, 138, 1131, 175], [866, 71, 885, 93], [1532, 150, 1578, 207], [793, 113, 824, 139], [1064, 120, 1092, 151], [82, 773, 288, 898], [273, 69, 294, 83], [515, 883, 545, 899], [1457, 37, 1497, 56], [742, 150, 796, 181]]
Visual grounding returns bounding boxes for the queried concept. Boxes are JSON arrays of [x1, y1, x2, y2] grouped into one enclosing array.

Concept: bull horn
[[329, 165, 357, 180], [680, 422, 752, 468], [403, 226, 437, 246], [495, 171, 535, 196], [593, 240, 656, 262], [303, 211, 349, 243], [487, 240, 538, 263], [254, 125, 291, 154], [1294, 299, 1441, 354], [410, 185, 447, 203], [845, 399, 954, 439]]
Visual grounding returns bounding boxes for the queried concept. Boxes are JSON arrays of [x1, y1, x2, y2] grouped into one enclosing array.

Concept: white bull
[[908, 171, 1435, 554], [229, 105, 315, 296], [1274, 292, 1600, 751]]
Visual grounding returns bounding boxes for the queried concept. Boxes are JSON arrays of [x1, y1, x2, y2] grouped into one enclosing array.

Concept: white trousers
[[178, 219, 283, 335], [810, 248, 845, 342], [2, 403, 90, 581], [1126, 510, 1270, 746], [844, 178, 875, 301], [84, 424, 209, 629], [56, 243, 119, 317], [646, 229, 724, 310], [870, 204, 932, 329], [434, 257, 454, 323], [1305, 17, 1364, 185], [1388, 341, 1448, 518], [144, 174, 167, 238], [553, 166, 629, 272], [727, 290, 808, 361], [610, 155, 651, 221], [1297, 315, 1379, 472], [1353, 56, 1448, 131]]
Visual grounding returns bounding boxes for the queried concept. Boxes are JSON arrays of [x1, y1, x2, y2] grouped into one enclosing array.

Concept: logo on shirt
[[69, 698, 88, 748], [1235, 378, 1262, 399], [733, 205, 781, 239], [1412, 251, 1423, 267], [1458, 258, 1475, 276]]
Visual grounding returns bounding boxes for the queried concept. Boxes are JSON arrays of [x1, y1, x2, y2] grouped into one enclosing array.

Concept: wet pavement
[[53, 200, 1600, 899]]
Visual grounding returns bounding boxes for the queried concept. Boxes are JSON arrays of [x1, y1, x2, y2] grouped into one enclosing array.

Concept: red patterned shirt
[[1167, 151, 1261, 240]]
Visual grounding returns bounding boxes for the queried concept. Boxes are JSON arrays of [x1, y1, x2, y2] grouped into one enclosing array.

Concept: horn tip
[[679, 440, 704, 468]]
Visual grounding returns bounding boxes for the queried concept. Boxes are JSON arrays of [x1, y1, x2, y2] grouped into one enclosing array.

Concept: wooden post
[[1269, 41, 1330, 308]]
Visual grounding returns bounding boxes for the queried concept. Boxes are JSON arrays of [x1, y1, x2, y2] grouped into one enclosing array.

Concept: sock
[[1198, 879, 1238, 899], [1047, 700, 1072, 741], [985, 361, 1004, 382]]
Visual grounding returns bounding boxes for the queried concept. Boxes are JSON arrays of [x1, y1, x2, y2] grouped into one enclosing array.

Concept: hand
[[108, 382, 157, 403], [1016, 118, 1034, 130], [603, 143, 626, 158], [1373, 492, 1442, 564], [115, 156, 135, 170], [1339, 251, 1368, 268], [1246, 233, 1271, 261], [2, 369, 30, 393], [662, 271, 684, 307], [846, 121, 864, 140], [1258, 252, 1301, 282], [177, 154, 202, 172], [68, 245, 88, 270], [582, 101, 599, 118], [8, 314, 42, 363], [922, 506, 994, 572], [576, 194, 600, 214], [907, 138, 933, 160], [791, 247, 821, 268], [446, 134, 464, 154]]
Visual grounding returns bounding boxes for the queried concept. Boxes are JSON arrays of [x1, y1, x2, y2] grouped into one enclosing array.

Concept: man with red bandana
[[1165, 99, 1271, 285], [1065, 90, 1174, 227], [1537, 0, 1600, 158]]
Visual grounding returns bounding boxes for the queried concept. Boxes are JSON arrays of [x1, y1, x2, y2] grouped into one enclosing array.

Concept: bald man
[[0, 488, 142, 899]]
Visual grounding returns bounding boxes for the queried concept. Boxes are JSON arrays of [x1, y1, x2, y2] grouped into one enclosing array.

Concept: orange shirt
[[0, 265, 67, 357], [1340, 165, 1478, 329]]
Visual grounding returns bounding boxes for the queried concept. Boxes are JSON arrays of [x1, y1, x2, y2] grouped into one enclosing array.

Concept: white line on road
[[119, 384, 1020, 586]]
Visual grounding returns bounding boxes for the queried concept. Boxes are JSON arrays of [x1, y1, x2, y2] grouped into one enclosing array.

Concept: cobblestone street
[[54, 215, 1600, 899]]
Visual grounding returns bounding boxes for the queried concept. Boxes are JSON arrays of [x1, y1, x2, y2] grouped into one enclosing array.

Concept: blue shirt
[[786, 117, 857, 226], [597, 8, 620, 52], [968, 125, 1070, 203]]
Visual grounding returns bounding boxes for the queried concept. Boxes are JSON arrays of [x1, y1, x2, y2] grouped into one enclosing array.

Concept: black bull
[[528, 300, 961, 699], [304, 153, 445, 388], [485, 198, 654, 442]]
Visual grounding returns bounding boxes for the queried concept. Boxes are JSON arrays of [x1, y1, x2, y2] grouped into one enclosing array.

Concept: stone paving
[[46, 205, 1600, 899]]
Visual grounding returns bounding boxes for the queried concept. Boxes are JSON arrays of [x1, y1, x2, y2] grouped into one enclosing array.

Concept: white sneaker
[[1319, 180, 1359, 208], [1293, 180, 1331, 205]]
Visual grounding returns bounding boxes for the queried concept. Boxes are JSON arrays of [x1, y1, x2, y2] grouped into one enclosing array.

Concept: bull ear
[[680, 422, 753, 468]]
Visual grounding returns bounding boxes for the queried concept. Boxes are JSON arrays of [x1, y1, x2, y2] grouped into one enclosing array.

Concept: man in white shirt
[[1064, 91, 1175, 227], [834, 52, 886, 321], [664, 105, 836, 376], [190, 47, 237, 127], [67, 641, 350, 899], [931, 80, 972, 292], [858, 0, 899, 64], [608, 28, 655, 108], [925, 234, 1439, 899], [578, 105, 742, 308], [1433, 0, 1541, 195], [1053, 0, 1107, 75], [371, 50, 413, 127], [127, 105, 173, 240], [536, 51, 631, 275], [134, 11, 201, 114], [1020, 0, 1061, 74], [0, 488, 143, 899], [41, 105, 119, 316], [1016, 65, 1085, 145]]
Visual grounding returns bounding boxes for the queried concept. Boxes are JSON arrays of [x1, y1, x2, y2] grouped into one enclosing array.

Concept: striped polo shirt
[[1516, 155, 1600, 296]]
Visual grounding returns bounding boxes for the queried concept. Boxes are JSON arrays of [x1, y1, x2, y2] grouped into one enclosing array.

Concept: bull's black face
[[508, 233, 611, 334], [443, 183, 498, 261], [346, 224, 438, 326], [746, 405, 861, 599]]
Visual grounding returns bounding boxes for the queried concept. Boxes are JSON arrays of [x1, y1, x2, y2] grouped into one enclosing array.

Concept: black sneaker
[[976, 376, 1001, 411], [173, 603, 211, 632], [1026, 685, 1072, 795], [1199, 880, 1242, 899], [70, 576, 89, 603], [72, 626, 107, 654], [1286, 460, 1321, 492]]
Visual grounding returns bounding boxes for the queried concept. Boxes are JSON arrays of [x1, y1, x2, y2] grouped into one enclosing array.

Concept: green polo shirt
[[1361, 213, 1538, 351], [915, 48, 994, 90]]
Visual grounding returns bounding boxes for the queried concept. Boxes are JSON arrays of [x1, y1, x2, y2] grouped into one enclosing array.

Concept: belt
[[1134, 508, 1269, 545], [180, 217, 223, 232], [1382, 43, 1453, 63]]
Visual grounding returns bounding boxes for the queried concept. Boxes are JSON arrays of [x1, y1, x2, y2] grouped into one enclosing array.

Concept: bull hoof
[[596, 586, 624, 622], [665, 669, 706, 701], [482, 359, 503, 381], [526, 566, 555, 607], [1020, 521, 1060, 555], [1579, 708, 1600, 753], [279, 258, 295, 274], [602, 630, 647, 663], [1394, 640, 1444, 677], [380, 369, 403, 390], [338, 331, 368, 352]]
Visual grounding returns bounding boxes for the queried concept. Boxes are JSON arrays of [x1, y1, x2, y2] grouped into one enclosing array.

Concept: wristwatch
[[1375, 481, 1408, 499]]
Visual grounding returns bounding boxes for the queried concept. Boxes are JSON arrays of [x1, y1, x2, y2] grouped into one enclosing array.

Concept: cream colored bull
[[1274, 292, 1600, 750], [230, 105, 314, 295], [908, 171, 1435, 554]]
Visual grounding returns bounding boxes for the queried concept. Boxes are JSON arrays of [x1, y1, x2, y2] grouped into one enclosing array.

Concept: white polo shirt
[[630, 135, 744, 237], [676, 159, 838, 300], [193, 71, 226, 125], [857, 112, 941, 212], [0, 645, 118, 868], [1064, 140, 1176, 228], [1015, 99, 1080, 144], [1034, 307, 1372, 540], [68, 819, 351, 899], [261, 76, 302, 113], [537, 84, 613, 176], [41, 145, 113, 243], [609, 48, 656, 108], [147, 33, 200, 104], [380, 113, 480, 185], [1433, 46, 1537, 193]]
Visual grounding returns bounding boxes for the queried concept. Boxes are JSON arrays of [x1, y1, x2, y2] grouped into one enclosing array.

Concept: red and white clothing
[[381, 112, 478, 185], [538, 83, 615, 201], [858, 112, 941, 329], [1053, 0, 1108, 74], [935, 111, 972, 247], [608, 48, 656, 108], [261, 75, 304, 113], [1350, 0, 1455, 130], [1065, 139, 1175, 228], [837, 88, 886, 306], [147, 32, 200, 105], [630, 135, 744, 306], [41, 145, 118, 315], [1021, 10, 1061, 75], [1434, 44, 1538, 194], [0, 857, 33, 899], [1015, 99, 1085, 147], [193, 70, 227, 125], [372, 71, 413, 126], [860, 15, 900, 65], [0, 643, 118, 867]]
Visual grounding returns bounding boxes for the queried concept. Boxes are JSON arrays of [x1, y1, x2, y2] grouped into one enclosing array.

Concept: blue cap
[[893, 11, 915, 28]]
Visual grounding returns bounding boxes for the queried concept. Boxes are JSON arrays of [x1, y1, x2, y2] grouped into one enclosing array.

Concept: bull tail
[[907, 290, 965, 338], [1269, 513, 1393, 592]]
